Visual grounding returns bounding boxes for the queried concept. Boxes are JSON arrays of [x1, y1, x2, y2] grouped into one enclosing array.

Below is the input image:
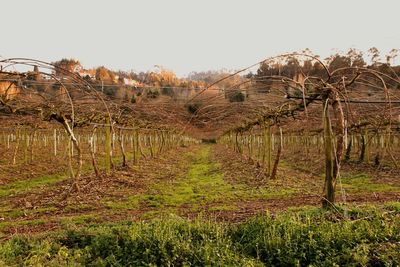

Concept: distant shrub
[[202, 139, 217, 144], [147, 89, 160, 99], [161, 86, 175, 97], [103, 87, 116, 96], [130, 95, 136, 103], [228, 91, 245, 102], [186, 102, 201, 114]]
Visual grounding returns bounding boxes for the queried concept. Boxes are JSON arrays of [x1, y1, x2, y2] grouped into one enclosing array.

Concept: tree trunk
[[148, 134, 154, 158], [270, 127, 283, 180], [322, 101, 335, 208], [263, 123, 272, 177], [359, 133, 366, 163], [331, 91, 345, 180], [118, 128, 127, 167], [344, 137, 352, 162], [61, 120, 82, 180]]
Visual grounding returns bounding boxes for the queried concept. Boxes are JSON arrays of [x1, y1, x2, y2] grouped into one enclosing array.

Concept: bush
[[186, 102, 201, 114], [228, 91, 245, 102], [161, 86, 175, 97], [146, 89, 160, 99]]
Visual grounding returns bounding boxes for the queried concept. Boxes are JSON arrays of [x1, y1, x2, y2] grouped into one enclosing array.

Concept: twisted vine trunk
[[322, 90, 345, 208], [270, 127, 283, 180], [263, 123, 272, 177], [332, 91, 345, 180], [61, 118, 82, 181], [344, 137, 352, 162], [322, 100, 335, 208]]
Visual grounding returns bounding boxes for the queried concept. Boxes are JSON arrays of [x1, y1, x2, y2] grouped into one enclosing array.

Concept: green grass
[[0, 204, 399, 266], [103, 195, 141, 210], [0, 218, 47, 232], [0, 213, 101, 234], [340, 173, 400, 193], [59, 214, 101, 226], [0, 206, 57, 220], [144, 146, 234, 206], [0, 174, 68, 198], [134, 145, 298, 217]]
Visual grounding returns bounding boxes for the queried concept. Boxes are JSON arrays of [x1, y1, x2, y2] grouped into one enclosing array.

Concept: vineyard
[[1, 53, 400, 265]]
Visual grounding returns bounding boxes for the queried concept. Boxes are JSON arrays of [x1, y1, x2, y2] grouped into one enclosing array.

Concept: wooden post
[[89, 127, 100, 178], [263, 123, 272, 177], [12, 128, 20, 165], [105, 117, 112, 174], [23, 128, 28, 163], [53, 129, 57, 156]]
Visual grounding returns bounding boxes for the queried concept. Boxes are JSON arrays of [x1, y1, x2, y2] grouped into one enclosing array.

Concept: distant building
[[123, 78, 139, 86], [78, 69, 96, 79]]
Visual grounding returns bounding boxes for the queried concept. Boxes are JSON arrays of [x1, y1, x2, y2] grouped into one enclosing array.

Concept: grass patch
[[141, 208, 179, 220], [140, 146, 237, 209], [0, 218, 47, 232], [136, 145, 299, 214], [103, 195, 141, 210], [20, 219, 47, 227], [0, 206, 58, 220], [63, 204, 94, 213], [59, 214, 101, 226], [340, 173, 400, 193], [0, 174, 67, 198]]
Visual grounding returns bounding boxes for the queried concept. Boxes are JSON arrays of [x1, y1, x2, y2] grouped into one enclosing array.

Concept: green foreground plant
[[1, 204, 399, 266]]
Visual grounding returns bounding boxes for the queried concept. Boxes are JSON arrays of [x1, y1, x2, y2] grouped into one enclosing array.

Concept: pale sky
[[1, 0, 399, 76]]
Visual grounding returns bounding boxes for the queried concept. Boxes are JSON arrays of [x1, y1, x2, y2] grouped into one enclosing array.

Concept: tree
[[95, 66, 115, 82], [52, 58, 82, 76], [327, 54, 351, 71], [368, 47, 381, 65], [386, 48, 398, 65], [282, 57, 300, 77], [347, 48, 366, 68]]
